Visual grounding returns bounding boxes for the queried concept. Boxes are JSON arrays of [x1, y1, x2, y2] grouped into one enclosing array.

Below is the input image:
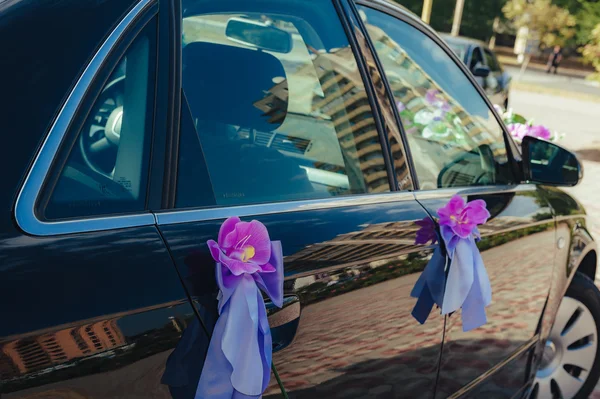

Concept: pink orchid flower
[[438, 195, 490, 239], [528, 124, 552, 140], [207, 217, 276, 276]]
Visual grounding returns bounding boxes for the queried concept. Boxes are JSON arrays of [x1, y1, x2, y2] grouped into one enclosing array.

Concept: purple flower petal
[[207, 239, 223, 263], [397, 101, 406, 112], [463, 200, 490, 225], [231, 220, 271, 265], [529, 124, 552, 140], [218, 216, 241, 249], [438, 195, 465, 226]]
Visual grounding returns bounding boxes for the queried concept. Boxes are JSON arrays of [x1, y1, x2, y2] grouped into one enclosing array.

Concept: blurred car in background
[[441, 34, 512, 109]]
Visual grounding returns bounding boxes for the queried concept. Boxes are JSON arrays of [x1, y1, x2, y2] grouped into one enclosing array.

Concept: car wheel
[[531, 272, 600, 399]]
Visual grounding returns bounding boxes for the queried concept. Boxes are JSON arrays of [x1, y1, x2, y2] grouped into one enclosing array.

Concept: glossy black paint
[[0, 227, 196, 397], [0, 0, 597, 398], [158, 197, 445, 398]]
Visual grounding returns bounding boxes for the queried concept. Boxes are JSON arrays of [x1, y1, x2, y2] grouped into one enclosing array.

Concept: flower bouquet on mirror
[[493, 104, 565, 146]]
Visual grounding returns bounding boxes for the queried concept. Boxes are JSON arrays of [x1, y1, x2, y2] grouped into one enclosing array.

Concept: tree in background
[[581, 23, 600, 79], [395, 0, 506, 41], [503, 0, 576, 48]]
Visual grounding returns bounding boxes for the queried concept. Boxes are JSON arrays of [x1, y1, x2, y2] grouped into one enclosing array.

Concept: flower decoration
[[495, 105, 564, 144], [410, 196, 492, 332], [196, 217, 283, 399], [439, 196, 491, 332], [411, 217, 446, 324], [415, 216, 437, 245]]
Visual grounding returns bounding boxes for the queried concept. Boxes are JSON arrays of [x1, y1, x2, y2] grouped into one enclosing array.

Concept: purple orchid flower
[[436, 195, 492, 332], [425, 88, 440, 104], [197, 217, 283, 399], [528, 124, 552, 140], [415, 217, 438, 245], [438, 195, 490, 239], [507, 123, 530, 141], [208, 217, 276, 276], [397, 101, 406, 113]]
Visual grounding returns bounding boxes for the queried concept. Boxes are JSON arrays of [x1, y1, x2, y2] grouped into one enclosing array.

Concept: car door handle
[[266, 295, 301, 352]]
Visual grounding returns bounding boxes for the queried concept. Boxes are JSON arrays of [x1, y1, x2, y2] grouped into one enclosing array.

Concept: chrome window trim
[[156, 191, 417, 226], [413, 184, 536, 201], [14, 0, 155, 237]]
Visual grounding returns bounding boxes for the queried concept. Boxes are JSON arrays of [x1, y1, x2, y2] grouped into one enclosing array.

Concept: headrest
[[182, 41, 288, 132]]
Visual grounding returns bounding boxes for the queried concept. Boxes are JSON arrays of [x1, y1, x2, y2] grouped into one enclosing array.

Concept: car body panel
[[0, 0, 596, 398], [415, 186, 555, 397], [0, 226, 197, 398], [156, 195, 445, 398]]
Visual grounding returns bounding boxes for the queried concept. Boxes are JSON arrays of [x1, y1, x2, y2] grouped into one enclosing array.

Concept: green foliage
[[576, 2, 600, 45], [581, 23, 600, 78], [503, 0, 577, 48], [395, 0, 507, 41]]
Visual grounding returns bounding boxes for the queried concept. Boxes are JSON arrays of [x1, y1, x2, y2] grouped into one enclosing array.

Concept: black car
[[441, 34, 512, 110], [1, 0, 598, 398]]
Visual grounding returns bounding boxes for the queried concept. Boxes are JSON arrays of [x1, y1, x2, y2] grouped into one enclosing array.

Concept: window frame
[[14, 0, 165, 236], [350, 0, 522, 191], [165, 0, 400, 212]]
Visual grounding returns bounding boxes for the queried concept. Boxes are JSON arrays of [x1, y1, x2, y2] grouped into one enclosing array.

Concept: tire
[[532, 272, 600, 399]]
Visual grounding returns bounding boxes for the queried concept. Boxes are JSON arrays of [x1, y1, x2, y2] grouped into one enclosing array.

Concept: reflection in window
[[358, 6, 515, 190], [177, 1, 391, 208]]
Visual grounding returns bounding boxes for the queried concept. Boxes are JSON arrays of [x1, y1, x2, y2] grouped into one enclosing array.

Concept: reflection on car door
[[354, 3, 556, 396], [157, 0, 446, 397], [417, 188, 555, 398]]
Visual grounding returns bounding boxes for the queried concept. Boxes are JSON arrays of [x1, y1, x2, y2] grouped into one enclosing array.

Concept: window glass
[[484, 49, 501, 72], [176, 0, 389, 208], [43, 22, 156, 219], [358, 6, 515, 190], [470, 47, 484, 71]]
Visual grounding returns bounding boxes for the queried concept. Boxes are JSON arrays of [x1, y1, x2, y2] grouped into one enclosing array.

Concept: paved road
[[505, 65, 600, 97], [509, 89, 600, 151], [510, 88, 600, 236]]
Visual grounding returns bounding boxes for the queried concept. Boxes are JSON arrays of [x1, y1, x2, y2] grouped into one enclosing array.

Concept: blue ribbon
[[440, 226, 492, 332], [195, 242, 283, 399]]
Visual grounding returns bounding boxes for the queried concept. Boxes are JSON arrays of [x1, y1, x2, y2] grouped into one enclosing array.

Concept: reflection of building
[[0, 318, 125, 379], [286, 220, 419, 278]]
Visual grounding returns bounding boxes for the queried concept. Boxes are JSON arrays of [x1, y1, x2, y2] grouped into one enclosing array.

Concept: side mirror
[[225, 17, 292, 54], [472, 64, 490, 78], [521, 136, 582, 186]]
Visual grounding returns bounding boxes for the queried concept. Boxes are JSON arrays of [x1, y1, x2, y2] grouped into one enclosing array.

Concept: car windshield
[[446, 41, 468, 63]]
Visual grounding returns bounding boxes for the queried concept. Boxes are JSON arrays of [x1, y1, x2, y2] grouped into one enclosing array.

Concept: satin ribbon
[[440, 226, 492, 332], [410, 243, 446, 324], [195, 242, 283, 399]]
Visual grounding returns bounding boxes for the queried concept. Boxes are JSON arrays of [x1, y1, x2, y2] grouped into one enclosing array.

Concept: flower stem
[[272, 363, 289, 399]]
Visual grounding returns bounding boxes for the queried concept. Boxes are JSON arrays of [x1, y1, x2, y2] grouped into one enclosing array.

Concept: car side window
[[357, 6, 516, 190], [41, 21, 156, 220], [484, 48, 501, 72], [175, 0, 390, 208], [470, 47, 484, 71]]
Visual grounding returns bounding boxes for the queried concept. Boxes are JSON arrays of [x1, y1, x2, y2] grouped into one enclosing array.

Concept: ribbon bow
[[410, 217, 446, 324], [411, 196, 492, 332], [196, 217, 283, 399], [439, 195, 492, 332]]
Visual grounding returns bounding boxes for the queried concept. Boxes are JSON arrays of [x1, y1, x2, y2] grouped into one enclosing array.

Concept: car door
[[354, 3, 557, 397], [155, 0, 446, 397], [1, 3, 203, 398]]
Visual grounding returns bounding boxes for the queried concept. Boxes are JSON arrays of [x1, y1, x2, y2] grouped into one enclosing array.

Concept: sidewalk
[[498, 54, 592, 79]]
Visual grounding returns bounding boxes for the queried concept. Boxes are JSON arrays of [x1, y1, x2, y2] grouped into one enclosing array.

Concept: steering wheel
[[79, 76, 125, 179]]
